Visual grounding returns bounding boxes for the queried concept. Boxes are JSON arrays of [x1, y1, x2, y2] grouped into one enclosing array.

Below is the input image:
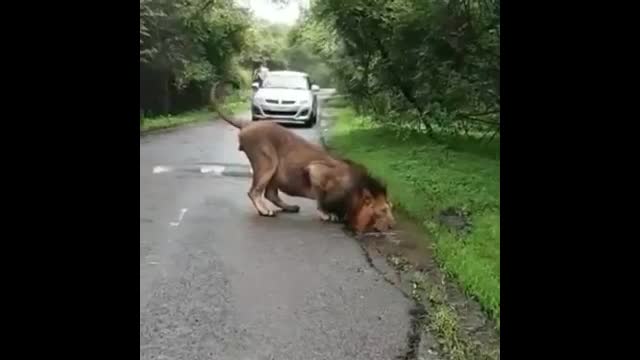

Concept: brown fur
[[210, 82, 395, 233], [306, 158, 395, 232]]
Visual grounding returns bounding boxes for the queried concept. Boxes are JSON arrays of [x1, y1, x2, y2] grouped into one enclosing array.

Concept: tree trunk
[[160, 72, 171, 115]]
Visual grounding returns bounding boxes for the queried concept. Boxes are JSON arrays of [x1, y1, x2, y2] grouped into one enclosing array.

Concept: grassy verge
[[329, 106, 500, 324], [140, 90, 249, 133]]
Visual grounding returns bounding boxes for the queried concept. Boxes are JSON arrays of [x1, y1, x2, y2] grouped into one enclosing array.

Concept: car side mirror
[[251, 82, 260, 90], [311, 84, 320, 92]]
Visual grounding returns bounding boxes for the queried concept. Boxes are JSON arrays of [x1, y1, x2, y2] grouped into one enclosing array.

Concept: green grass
[[140, 109, 211, 132], [329, 107, 500, 323], [410, 273, 499, 360], [140, 90, 249, 133]]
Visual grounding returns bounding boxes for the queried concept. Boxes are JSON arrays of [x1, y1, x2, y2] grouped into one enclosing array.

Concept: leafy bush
[[140, 0, 252, 116]]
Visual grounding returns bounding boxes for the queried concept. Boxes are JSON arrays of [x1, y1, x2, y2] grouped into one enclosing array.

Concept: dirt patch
[[355, 214, 500, 360], [360, 217, 437, 272]]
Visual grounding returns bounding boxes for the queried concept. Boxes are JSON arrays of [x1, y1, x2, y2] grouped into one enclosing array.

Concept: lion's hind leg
[[265, 180, 300, 213], [245, 148, 279, 217]]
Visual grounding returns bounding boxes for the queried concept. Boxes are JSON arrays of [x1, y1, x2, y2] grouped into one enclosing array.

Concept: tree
[[291, 0, 500, 136], [140, 0, 252, 115]]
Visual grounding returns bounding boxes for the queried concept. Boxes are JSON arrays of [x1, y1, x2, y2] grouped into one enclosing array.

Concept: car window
[[262, 75, 309, 90]]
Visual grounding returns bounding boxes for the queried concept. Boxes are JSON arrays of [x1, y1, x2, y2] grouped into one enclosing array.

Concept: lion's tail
[[209, 80, 249, 129], [214, 107, 248, 129]]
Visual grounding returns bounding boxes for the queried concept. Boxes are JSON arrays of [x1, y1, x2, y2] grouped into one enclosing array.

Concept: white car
[[251, 70, 320, 127]]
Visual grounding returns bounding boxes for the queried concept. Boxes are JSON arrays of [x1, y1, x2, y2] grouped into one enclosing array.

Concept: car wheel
[[305, 113, 316, 128]]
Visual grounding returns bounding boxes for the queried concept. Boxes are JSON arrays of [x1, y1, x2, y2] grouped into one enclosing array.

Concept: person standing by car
[[253, 62, 269, 87]]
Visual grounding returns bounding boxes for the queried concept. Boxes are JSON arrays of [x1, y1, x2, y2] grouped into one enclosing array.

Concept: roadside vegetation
[[326, 102, 500, 358], [140, 89, 249, 133], [330, 106, 500, 323], [291, 0, 500, 338]]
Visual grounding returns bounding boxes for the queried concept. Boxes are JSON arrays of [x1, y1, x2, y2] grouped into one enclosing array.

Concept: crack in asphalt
[[354, 232, 428, 360]]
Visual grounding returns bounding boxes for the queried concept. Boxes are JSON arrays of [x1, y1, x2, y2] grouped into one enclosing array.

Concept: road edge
[[319, 96, 499, 360], [318, 96, 436, 360]]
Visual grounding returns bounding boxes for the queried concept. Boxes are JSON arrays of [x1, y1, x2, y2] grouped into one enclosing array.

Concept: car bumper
[[252, 103, 312, 123]]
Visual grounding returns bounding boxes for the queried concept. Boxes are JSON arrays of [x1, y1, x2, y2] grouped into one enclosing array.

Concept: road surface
[[140, 92, 415, 359]]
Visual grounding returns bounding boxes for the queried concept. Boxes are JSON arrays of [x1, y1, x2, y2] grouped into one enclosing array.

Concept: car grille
[[264, 99, 296, 105], [263, 109, 297, 116]]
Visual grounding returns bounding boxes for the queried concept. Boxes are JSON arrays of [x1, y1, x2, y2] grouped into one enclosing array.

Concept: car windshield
[[262, 75, 309, 90]]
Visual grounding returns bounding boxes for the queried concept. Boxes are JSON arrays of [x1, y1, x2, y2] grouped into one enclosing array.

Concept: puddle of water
[[358, 214, 435, 272]]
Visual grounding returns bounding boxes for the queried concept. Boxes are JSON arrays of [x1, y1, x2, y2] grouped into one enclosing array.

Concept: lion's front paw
[[258, 208, 276, 217], [318, 210, 341, 223]]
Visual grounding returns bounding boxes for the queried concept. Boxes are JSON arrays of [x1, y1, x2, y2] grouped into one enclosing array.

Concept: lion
[[210, 82, 395, 233]]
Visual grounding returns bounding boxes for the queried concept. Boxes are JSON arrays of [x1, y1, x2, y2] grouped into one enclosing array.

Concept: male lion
[[210, 82, 395, 233]]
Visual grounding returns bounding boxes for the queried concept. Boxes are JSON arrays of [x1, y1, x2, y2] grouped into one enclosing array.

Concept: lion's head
[[307, 157, 396, 233], [344, 165, 396, 233], [350, 188, 396, 233]]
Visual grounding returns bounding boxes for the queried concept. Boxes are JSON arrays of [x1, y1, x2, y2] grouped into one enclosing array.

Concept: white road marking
[[169, 208, 189, 227], [152, 166, 172, 174], [178, 208, 188, 222], [153, 164, 251, 176], [200, 165, 226, 175]]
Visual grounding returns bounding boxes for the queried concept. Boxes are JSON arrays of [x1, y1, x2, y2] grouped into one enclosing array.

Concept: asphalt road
[[140, 93, 414, 360]]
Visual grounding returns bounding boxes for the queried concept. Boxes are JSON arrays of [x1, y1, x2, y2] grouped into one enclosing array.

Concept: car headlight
[[253, 97, 265, 105], [299, 100, 309, 105]]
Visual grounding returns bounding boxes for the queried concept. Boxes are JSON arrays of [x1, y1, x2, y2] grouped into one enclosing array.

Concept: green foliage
[[285, 20, 336, 87], [239, 18, 336, 87], [140, 0, 252, 115], [294, 0, 500, 135], [140, 110, 211, 133], [241, 20, 291, 69]]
